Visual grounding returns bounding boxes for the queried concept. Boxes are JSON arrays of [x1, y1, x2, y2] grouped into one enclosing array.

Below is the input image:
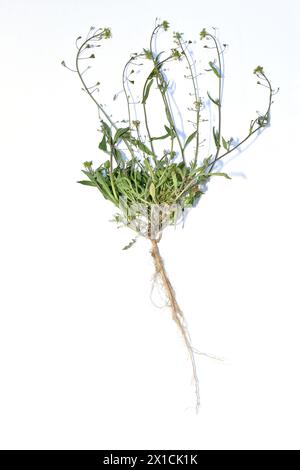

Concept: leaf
[[95, 172, 116, 202], [209, 172, 231, 179], [98, 134, 108, 152], [184, 131, 197, 150], [222, 136, 229, 150], [151, 132, 170, 141], [164, 125, 175, 138], [149, 182, 156, 200], [142, 78, 154, 104], [213, 127, 220, 148], [82, 170, 95, 181], [171, 171, 178, 189], [209, 61, 221, 78], [131, 138, 155, 156], [113, 148, 124, 165], [114, 127, 130, 144], [207, 91, 220, 106], [143, 158, 154, 178], [77, 180, 96, 186], [122, 238, 137, 251], [102, 121, 112, 138]]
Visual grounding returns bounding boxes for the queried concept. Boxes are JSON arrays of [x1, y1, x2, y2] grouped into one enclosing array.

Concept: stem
[[142, 99, 155, 155], [178, 39, 201, 165], [149, 26, 185, 163], [75, 33, 136, 160], [122, 56, 133, 129], [109, 149, 118, 201], [150, 238, 200, 412], [75, 36, 117, 129], [207, 33, 222, 173], [209, 70, 273, 169]]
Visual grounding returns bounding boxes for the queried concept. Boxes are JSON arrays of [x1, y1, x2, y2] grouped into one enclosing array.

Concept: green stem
[[178, 39, 201, 165], [122, 56, 133, 129], [206, 33, 222, 173], [209, 71, 273, 168], [75, 33, 136, 160], [149, 26, 185, 163]]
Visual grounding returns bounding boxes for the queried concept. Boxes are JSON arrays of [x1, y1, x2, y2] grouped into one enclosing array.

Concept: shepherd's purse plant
[[62, 20, 277, 411]]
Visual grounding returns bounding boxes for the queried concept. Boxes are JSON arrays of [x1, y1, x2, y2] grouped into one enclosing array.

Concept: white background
[[0, 0, 300, 450]]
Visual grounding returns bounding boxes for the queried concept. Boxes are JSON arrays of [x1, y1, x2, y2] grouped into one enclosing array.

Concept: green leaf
[[131, 138, 155, 156], [143, 158, 154, 178], [113, 148, 124, 165], [222, 136, 229, 150], [77, 180, 96, 186], [99, 134, 108, 152], [164, 125, 176, 138], [149, 182, 156, 200], [102, 121, 112, 138], [171, 171, 178, 189], [114, 127, 130, 144], [82, 170, 95, 180], [184, 131, 197, 150], [143, 48, 153, 60], [96, 172, 116, 202], [209, 172, 231, 179], [209, 61, 221, 78], [213, 127, 220, 148], [207, 91, 220, 106], [151, 132, 170, 141], [142, 78, 154, 104], [122, 238, 137, 251]]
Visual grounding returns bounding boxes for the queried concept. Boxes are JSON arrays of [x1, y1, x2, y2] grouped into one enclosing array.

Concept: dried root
[[150, 238, 200, 412]]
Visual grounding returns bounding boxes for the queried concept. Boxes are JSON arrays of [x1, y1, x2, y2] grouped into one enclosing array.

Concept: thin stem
[[75, 33, 136, 160], [178, 38, 201, 165], [76, 35, 117, 128], [122, 56, 138, 129], [149, 26, 185, 163], [209, 71, 273, 168], [109, 159, 118, 201], [206, 33, 223, 173], [142, 77, 155, 155]]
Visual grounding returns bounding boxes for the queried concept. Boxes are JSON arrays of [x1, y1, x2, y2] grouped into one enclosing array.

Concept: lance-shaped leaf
[[131, 138, 155, 156], [164, 125, 176, 138], [151, 132, 170, 141], [213, 127, 220, 148], [150, 124, 173, 141], [114, 127, 130, 144], [122, 238, 137, 251], [209, 61, 221, 78], [99, 134, 108, 152], [149, 182, 156, 201], [96, 171, 117, 202], [184, 131, 197, 150], [142, 78, 154, 104], [222, 136, 229, 150], [207, 91, 220, 106], [102, 121, 112, 138], [172, 171, 178, 189], [77, 180, 97, 186], [208, 172, 231, 179]]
